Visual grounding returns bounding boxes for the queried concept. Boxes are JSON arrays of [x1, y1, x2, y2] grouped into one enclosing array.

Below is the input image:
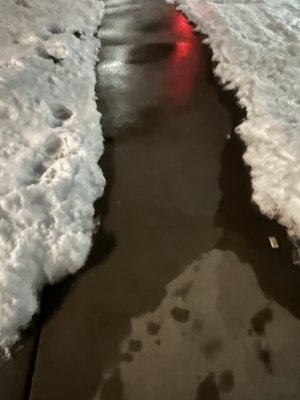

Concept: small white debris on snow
[[268, 236, 279, 249]]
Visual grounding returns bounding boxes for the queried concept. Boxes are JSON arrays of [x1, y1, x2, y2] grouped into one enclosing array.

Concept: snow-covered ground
[[167, 0, 300, 239], [1, 0, 299, 355], [0, 0, 105, 351]]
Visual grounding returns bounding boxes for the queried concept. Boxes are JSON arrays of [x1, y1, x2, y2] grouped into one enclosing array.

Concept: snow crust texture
[[0, 0, 105, 350], [168, 0, 300, 239]]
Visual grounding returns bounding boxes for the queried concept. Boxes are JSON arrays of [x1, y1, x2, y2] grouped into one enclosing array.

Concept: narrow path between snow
[[2, 1, 300, 399]]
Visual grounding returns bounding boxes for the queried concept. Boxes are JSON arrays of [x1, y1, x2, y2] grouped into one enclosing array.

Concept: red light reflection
[[174, 13, 192, 37], [166, 12, 202, 107], [175, 41, 191, 58]]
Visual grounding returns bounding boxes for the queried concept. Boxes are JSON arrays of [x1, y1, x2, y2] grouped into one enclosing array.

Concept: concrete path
[[1, 0, 300, 399]]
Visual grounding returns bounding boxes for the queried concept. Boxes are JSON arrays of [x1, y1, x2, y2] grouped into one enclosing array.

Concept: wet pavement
[[2, 0, 300, 399]]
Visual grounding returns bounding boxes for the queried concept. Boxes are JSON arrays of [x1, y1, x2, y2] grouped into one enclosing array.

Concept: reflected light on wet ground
[[97, 4, 207, 137], [116, 249, 300, 400], [167, 12, 200, 107]]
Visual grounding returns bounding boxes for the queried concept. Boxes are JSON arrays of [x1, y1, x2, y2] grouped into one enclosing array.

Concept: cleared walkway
[[1, 1, 300, 399]]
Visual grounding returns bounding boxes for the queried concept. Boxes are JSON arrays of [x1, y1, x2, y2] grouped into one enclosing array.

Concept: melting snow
[[168, 0, 300, 239], [0, 0, 105, 350]]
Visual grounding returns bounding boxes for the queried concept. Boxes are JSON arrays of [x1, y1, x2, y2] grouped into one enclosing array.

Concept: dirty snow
[[168, 0, 300, 240], [0, 0, 105, 350]]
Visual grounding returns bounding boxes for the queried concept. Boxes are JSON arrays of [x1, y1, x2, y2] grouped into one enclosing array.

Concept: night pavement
[[1, 0, 300, 399]]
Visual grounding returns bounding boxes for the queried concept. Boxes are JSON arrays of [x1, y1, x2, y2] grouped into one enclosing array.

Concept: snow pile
[[0, 0, 105, 350], [168, 0, 300, 238]]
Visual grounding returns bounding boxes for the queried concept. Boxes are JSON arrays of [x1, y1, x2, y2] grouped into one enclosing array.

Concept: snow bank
[[0, 0, 105, 350], [167, 0, 300, 239]]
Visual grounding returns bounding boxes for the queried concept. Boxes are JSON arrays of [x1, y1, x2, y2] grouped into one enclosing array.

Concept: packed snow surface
[[168, 0, 300, 238], [0, 0, 105, 350]]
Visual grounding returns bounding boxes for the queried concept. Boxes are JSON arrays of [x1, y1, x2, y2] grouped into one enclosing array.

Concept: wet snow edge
[[166, 0, 300, 241]]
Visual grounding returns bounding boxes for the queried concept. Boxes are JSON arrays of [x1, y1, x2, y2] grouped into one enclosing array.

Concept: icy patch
[[0, 0, 105, 350], [167, 0, 300, 239]]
